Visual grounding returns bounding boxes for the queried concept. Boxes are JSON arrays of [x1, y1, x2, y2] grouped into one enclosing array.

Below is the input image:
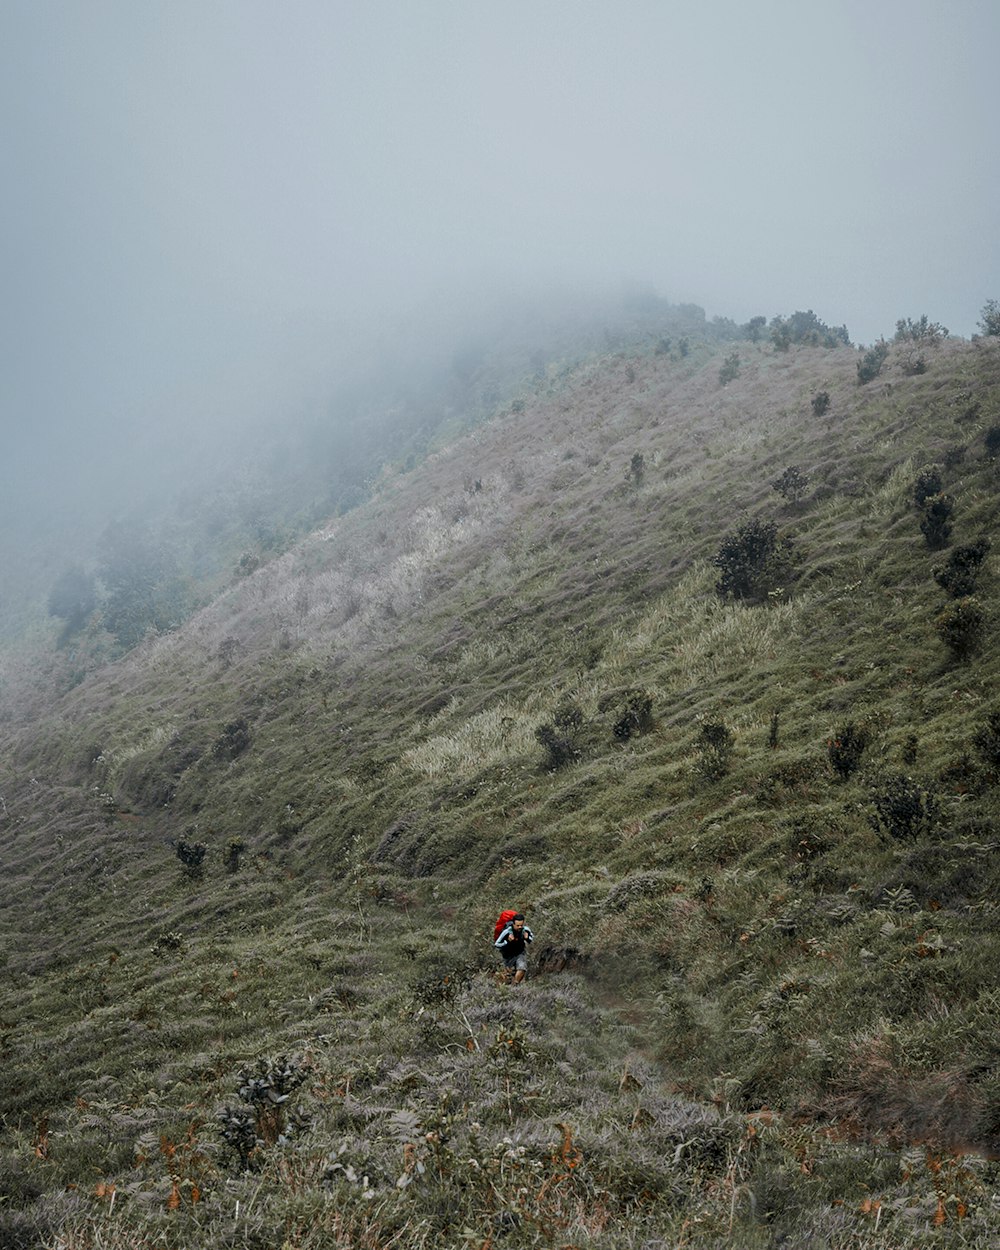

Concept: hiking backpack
[[494, 909, 519, 942]]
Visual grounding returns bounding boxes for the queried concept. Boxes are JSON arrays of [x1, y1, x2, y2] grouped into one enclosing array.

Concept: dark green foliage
[[984, 424, 1000, 459], [919, 493, 954, 549], [213, 717, 252, 760], [610, 688, 653, 741], [978, 298, 1000, 337], [771, 465, 809, 504], [552, 700, 583, 731], [696, 719, 733, 780], [856, 340, 890, 384], [713, 518, 794, 602], [913, 465, 943, 507], [894, 315, 948, 343], [810, 390, 830, 417], [176, 839, 206, 869], [868, 773, 940, 841], [534, 722, 576, 769], [218, 1055, 309, 1168], [654, 336, 672, 355], [718, 352, 740, 385], [828, 722, 869, 780], [46, 565, 96, 633], [626, 451, 645, 484], [935, 596, 984, 659], [933, 539, 990, 598], [972, 710, 1000, 778], [769, 310, 850, 350], [223, 836, 246, 872], [678, 336, 689, 356], [744, 315, 766, 342]]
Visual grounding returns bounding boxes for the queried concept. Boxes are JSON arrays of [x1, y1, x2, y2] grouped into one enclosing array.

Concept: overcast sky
[[2, 0, 999, 527]]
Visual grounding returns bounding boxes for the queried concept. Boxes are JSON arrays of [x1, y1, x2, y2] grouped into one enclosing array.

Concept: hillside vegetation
[[2, 321, 1000, 1248]]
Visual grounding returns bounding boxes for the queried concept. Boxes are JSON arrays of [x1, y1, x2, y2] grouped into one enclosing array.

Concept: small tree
[[697, 719, 733, 780], [828, 723, 869, 780], [714, 518, 794, 603], [868, 773, 940, 842], [984, 425, 1000, 459], [626, 452, 645, 485], [772, 466, 809, 505], [718, 352, 740, 385], [935, 597, 984, 660], [857, 341, 890, 384], [894, 315, 947, 343], [535, 722, 576, 770], [913, 465, 943, 507], [811, 390, 831, 417], [933, 539, 990, 598], [744, 316, 766, 342], [919, 493, 955, 549], [978, 298, 1000, 337]]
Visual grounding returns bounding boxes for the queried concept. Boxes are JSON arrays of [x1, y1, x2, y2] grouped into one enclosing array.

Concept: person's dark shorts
[[502, 951, 528, 973]]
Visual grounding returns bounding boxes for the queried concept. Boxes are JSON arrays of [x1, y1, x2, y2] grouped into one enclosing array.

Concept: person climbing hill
[[494, 911, 533, 984]]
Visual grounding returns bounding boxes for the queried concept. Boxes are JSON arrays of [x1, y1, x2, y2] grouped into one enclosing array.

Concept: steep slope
[[3, 330, 1000, 1247]]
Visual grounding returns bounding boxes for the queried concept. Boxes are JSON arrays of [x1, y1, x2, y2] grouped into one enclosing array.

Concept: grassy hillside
[[2, 327, 1000, 1247]]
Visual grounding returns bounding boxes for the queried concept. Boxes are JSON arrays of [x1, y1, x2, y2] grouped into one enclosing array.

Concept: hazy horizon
[[2, 0, 998, 531]]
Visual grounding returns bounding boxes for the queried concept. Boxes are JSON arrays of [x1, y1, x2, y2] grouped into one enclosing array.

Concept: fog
[[2, 0, 999, 544]]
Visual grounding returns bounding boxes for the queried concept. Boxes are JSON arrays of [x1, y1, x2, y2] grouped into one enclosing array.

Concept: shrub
[[552, 700, 584, 731], [856, 340, 889, 384], [828, 723, 869, 780], [919, 493, 954, 549], [534, 722, 576, 770], [610, 689, 654, 741], [213, 718, 251, 760], [718, 352, 740, 385], [810, 390, 830, 417], [984, 424, 1000, 459], [626, 451, 645, 484], [933, 538, 990, 597], [771, 465, 809, 504], [713, 518, 794, 602], [770, 310, 850, 349], [868, 773, 940, 841], [223, 837, 246, 873], [978, 298, 1000, 337], [972, 710, 1000, 778], [913, 465, 943, 508], [176, 839, 206, 870], [894, 315, 948, 343], [935, 596, 984, 659], [744, 315, 766, 342], [696, 719, 733, 780]]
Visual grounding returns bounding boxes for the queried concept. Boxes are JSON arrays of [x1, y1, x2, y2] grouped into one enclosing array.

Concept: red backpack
[[494, 909, 519, 941]]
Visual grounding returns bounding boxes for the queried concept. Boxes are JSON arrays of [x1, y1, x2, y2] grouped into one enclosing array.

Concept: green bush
[[935, 596, 984, 659], [856, 340, 890, 384], [718, 352, 740, 385], [972, 709, 1000, 778], [919, 493, 954, 549], [713, 518, 794, 602], [696, 719, 734, 780], [913, 465, 943, 507], [771, 465, 809, 504], [894, 315, 948, 343], [868, 773, 940, 842], [828, 722, 869, 780], [535, 722, 577, 769], [810, 390, 830, 417], [933, 539, 990, 598], [978, 298, 1000, 337]]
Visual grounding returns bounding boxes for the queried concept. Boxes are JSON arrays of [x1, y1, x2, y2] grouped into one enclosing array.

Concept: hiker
[[494, 912, 533, 984]]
